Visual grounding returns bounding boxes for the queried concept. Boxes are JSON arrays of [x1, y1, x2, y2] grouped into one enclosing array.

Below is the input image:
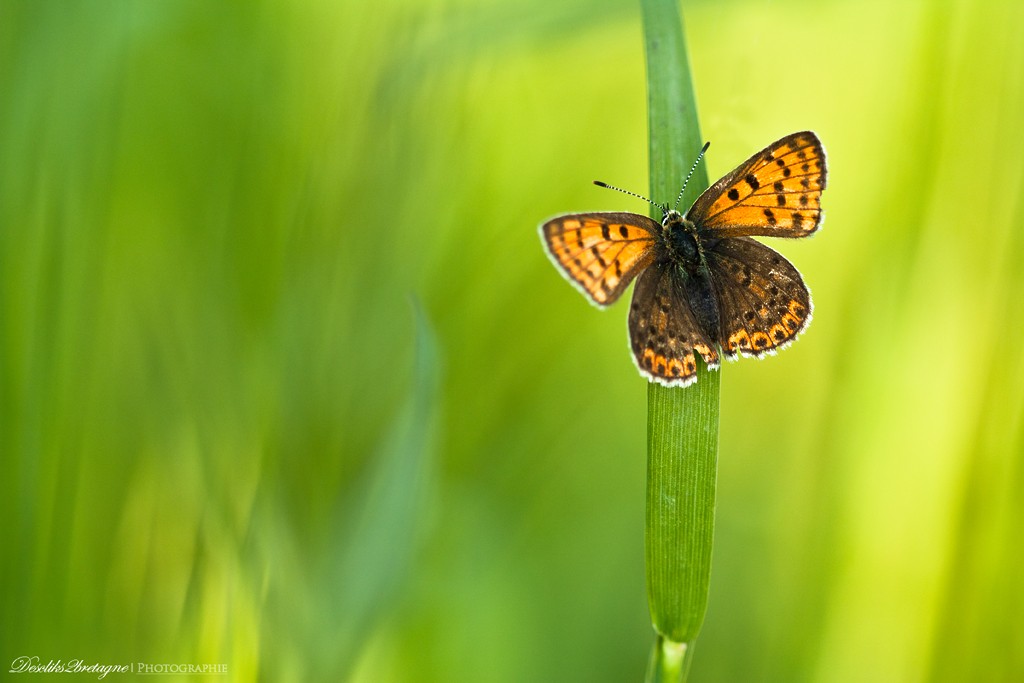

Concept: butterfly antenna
[[673, 141, 711, 211], [593, 181, 668, 213]]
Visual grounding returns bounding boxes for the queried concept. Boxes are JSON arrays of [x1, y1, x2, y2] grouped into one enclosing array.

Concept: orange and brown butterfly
[[540, 131, 827, 387]]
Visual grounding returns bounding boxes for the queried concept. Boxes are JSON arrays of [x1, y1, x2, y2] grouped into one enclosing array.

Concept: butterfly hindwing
[[540, 212, 659, 307], [628, 261, 719, 387], [706, 237, 812, 358], [688, 131, 827, 239]]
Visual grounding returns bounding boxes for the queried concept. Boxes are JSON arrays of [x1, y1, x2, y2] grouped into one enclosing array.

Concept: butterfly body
[[541, 131, 827, 387], [656, 210, 721, 344]]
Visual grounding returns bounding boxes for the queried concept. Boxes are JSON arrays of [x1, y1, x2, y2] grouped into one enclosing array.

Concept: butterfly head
[[661, 209, 684, 226]]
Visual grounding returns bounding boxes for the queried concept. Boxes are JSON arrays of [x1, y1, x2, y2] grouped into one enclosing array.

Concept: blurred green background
[[2, 0, 1022, 681]]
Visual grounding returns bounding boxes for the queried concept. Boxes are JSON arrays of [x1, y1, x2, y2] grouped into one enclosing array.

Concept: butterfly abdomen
[[680, 265, 722, 347], [662, 216, 722, 345]]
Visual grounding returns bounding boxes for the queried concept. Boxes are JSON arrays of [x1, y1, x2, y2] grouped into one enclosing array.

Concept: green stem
[[640, 0, 720, 676], [646, 371, 719, 640], [645, 635, 694, 683]]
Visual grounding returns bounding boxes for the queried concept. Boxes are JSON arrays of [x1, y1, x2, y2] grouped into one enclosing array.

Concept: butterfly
[[540, 131, 827, 387]]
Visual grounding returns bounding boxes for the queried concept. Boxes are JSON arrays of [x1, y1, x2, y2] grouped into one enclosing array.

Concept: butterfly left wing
[[706, 237, 812, 358], [540, 212, 660, 308], [687, 131, 827, 239], [628, 261, 719, 387]]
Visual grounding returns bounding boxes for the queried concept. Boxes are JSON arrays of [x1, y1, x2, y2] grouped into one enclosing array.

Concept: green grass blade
[[640, 0, 720, 658], [642, 0, 706, 212], [646, 372, 720, 643]]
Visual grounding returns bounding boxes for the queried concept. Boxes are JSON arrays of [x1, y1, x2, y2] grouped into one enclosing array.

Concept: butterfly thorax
[[660, 210, 702, 265], [660, 210, 722, 343]]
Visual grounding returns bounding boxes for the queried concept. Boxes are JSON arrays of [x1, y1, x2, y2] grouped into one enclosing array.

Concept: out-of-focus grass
[[1, 0, 1023, 681]]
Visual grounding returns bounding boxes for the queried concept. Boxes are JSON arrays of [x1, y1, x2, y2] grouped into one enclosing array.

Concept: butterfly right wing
[[540, 212, 660, 308], [628, 261, 719, 387], [706, 237, 812, 358], [687, 131, 827, 239]]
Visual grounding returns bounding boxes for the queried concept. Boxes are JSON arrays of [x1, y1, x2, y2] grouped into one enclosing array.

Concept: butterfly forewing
[[541, 212, 659, 307], [706, 237, 812, 358], [688, 131, 827, 238], [628, 261, 719, 387]]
